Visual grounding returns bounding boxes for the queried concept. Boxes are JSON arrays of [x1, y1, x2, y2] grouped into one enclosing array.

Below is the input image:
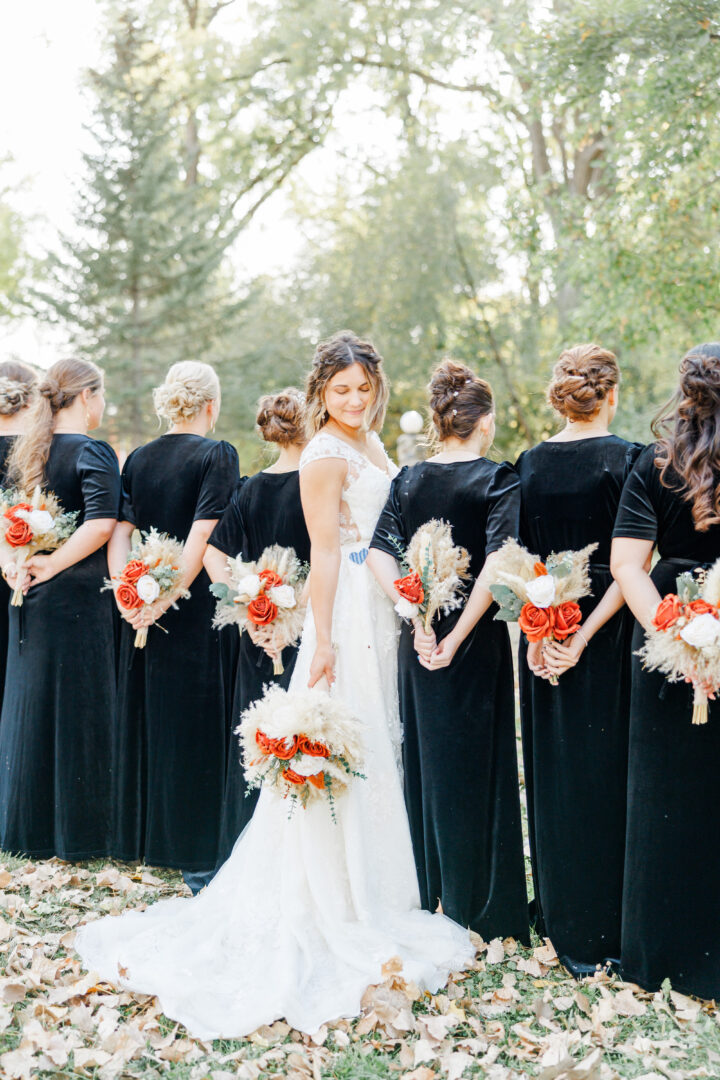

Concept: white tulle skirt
[[76, 544, 474, 1038]]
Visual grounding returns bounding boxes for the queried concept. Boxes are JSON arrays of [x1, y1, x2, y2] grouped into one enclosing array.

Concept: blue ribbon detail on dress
[[349, 548, 368, 565]]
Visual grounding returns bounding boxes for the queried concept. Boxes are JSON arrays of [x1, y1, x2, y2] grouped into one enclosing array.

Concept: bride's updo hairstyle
[[547, 343, 619, 421], [8, 358, 103, 492], [428, 359, 493, 443], [653, 342, 720, 532], [0, 360, 37, 416], [305, 330, 389, 436], [153, 361, 220, 427], [256, 387, 306, 446]]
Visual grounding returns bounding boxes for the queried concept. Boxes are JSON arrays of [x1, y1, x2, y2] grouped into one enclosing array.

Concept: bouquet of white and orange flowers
[[638, 559, 720, 725], [0, 486, 78, 606], [211, 544, 307, 674], [238, 684, 364, 818], [389, 519, 471, 633], [107, 528, 189, 648]]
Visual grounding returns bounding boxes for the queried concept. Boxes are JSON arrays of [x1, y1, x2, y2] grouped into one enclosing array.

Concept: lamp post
[[397, 410, 425, 466]]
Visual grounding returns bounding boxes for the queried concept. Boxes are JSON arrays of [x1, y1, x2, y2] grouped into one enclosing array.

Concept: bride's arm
[[300, 457, 347, 688]]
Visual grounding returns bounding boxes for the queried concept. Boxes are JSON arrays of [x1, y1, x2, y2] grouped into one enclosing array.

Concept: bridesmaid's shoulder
[[76, 436, 120, 472]]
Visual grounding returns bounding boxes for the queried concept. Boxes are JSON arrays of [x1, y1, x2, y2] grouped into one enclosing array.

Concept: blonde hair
[[547, 344, 619, 421], [0, 361, 38, 416], [305, 330, 389, 437], [152, 361, 220, 427], [256, 387, 307, 446], [8, 358, 103, 491]]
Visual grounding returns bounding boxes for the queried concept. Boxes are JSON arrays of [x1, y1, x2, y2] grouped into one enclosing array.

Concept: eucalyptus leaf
[[676, 572, 699, 602]]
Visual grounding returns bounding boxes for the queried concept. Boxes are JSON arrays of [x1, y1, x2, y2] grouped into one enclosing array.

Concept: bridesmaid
[[0, 359, 119, 859], [368, 360, 529, 943], [515, 344, 642, 976], [0, 361, 37, 713], [204, 388, 310, 867], [612, 342, 720, 999], [110, 362, 239, 892]]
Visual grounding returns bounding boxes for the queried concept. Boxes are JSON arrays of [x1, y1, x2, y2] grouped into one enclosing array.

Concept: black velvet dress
[[0, 435, 120, 859], [613, 444, 720, 999], [370, 458, 529, 942], [112, 434, 239, 873], [209, 469, 310, 867], [515, 435, 642, 972], [0, 436, 16, 715]]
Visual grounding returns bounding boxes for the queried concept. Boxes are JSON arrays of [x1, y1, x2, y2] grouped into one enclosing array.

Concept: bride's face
[[324, 363, 374, 430]]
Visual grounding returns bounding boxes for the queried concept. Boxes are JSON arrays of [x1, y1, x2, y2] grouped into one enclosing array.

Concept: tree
[[0, 157, 26, 319]]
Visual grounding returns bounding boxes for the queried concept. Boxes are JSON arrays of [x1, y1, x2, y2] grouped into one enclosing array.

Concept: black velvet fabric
[[370, 458, 529, 942], [0, 436, 16, 716], [515, 435, 642, 969], [209, 469, 310, 867], [112, 434, 239, 872], [613, 444, 720, 998], [0, 435, 120, 858]]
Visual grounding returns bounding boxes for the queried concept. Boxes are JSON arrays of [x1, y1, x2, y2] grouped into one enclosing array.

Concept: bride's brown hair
[[653, 342, 720, 532], [305, 330, 389, 436], [8, 358, 103, 492]]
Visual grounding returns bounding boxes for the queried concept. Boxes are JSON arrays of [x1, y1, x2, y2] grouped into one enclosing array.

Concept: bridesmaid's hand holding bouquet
[[107, 528, 189, 648], [0, 486, 78, 605], [390, 519, 471, 634]]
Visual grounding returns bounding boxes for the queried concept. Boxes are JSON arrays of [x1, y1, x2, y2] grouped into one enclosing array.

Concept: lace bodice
[[300, 431, 398, 545]]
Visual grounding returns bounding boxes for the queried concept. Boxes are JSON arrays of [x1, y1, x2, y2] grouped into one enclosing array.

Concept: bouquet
[[489, 538, 597, 684], [0, 486, 78, 606], [638, 560, 720, 725], [389, 519, 471, 633], [211, 544, 307, 674], [238, 684, 365, 818], [108, 528, 189, 648]]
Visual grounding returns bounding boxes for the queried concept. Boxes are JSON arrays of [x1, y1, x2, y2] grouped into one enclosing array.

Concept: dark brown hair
[[305, 330, 389, 435], [547, 343, 619, 420], [428, 359, 493, 442], [256, 387, 306, 446], [0, 361, 38, 416], [653, 342, 720, 532], [8, 358, 103, 491]]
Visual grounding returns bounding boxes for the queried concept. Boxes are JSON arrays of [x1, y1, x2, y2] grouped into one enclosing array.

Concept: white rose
[[235, 574, 262, 599], [395, 597, 419, 620], [268, 584, 296, 609], [15, 508, 55, 533], [285, 755, 324, 778], [680, 612, 720, 648], [526, 574, 556, 608], [136, 574, 160, 604]]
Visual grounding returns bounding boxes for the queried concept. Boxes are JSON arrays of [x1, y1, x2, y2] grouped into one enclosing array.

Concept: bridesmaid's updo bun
[[547, 344, 619, 420], [0, 361, 37, 416], [256, 388, 306, 446], [153, 361, 220, 426], [428, 359, 493, 441]]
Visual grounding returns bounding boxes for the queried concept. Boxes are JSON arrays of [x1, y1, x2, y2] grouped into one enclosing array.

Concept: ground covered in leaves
[[0, 856, 718, 1080]]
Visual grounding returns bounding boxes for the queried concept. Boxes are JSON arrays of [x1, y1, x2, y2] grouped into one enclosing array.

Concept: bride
[[76, 330, 474, 1039]]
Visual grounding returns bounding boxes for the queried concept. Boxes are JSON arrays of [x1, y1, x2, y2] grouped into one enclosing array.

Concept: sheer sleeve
[[613, 444, 658, 541], [208, 477, 248, 557], [369, 469, 407, 557], [194, 440, 240, 521], [299, 433, 353, 472], [77, 439, 121, 521], [485, 462, 521, 554]]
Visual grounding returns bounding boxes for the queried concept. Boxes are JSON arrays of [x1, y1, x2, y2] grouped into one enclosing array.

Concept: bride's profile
[[76, 330, 474, 1039]]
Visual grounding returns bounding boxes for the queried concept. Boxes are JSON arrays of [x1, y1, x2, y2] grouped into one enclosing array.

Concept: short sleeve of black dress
[[194, 440, 240, 521], [369, 468, 408, 556], [77, 440, 121, 521], [612, 445, 658, 542], [209, 477, 249, 557], [486, 463, 521, 554]]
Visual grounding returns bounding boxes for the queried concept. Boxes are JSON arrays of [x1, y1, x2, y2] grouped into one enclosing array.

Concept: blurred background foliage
[[2, 0, 719, 467]]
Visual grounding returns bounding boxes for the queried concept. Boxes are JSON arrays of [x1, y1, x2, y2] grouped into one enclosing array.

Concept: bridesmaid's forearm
[[366, 548, 400, 604], [579, 581, 626, 643], [203, 543, 233, 588], [49, 519, 117, 575], [108, 520, 134, 580]]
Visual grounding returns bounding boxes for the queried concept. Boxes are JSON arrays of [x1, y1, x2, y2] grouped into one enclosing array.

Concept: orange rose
[[297, 735, 330, 758], [518, 602, 555, 643], [686, 599, 716, 617], [653, 593, 683, 632], [255, 730, 274, 755], [122, 559, 148, 584], [258, 569, 283, 590], [4, 502, 31, 522], [308, 772, 325, 789], [534, 562, 548, 576], [270, 735, 299, 760], [5, 519, 32, 548], [554, 601, 582, 641], [247, 595, 277, 625], [394, 571, 425, 605], [116, 582, 143, 610], [282, 767, 307, 785]]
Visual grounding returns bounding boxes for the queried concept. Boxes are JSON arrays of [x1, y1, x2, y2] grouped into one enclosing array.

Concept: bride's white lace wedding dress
[[76, 431, 474, 1039]]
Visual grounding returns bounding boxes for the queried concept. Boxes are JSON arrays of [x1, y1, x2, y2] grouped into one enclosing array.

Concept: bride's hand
[[309, 643, 336, 688]]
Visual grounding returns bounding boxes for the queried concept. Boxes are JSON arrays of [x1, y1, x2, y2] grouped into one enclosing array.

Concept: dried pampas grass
[[404, 519, 471, 632]]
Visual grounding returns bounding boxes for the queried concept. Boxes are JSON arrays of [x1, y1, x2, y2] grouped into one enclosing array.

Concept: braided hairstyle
[[428, 359, 493, 443], [547, 343, 619, 421], [305, 330, 389, 436], [0, 361, 38, 416]]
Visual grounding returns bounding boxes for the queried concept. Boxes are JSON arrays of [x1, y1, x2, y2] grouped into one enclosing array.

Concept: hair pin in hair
[[453, 391, 459, 397], [452, 408, 458, 416]]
